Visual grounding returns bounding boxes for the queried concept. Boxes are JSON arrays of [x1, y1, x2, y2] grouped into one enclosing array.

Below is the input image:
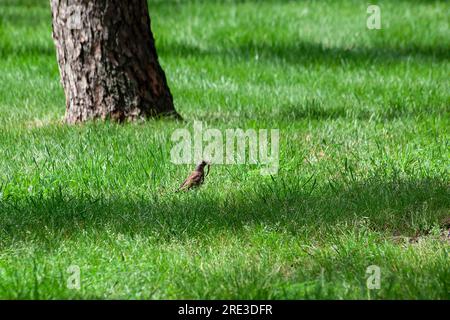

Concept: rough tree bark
[[50, 0, 179, 123]]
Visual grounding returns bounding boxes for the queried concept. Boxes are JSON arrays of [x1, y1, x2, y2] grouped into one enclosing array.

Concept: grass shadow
[[1, 176, 448, 247], [159, 41, 450, 66], [192, 99, 448, 124]]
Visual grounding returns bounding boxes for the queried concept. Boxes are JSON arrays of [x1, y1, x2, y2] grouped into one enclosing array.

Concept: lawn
[[0, 0, 449, 299]]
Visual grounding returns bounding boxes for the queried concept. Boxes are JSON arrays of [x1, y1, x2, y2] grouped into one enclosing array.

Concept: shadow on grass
[[1, 176, 448, 246], [192, 99, 448, 124], [159, 41, 449, 66], [150, 0, 450, 7]]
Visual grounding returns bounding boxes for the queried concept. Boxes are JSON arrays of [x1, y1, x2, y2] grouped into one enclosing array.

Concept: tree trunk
[[50, 0, 179, 123]]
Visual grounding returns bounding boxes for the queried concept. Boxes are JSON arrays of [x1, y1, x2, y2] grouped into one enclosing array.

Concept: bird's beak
[[205, 162, 211, 176]]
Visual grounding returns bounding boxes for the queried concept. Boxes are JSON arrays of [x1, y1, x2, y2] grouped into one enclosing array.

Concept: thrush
[[178, 160, 210, 191]]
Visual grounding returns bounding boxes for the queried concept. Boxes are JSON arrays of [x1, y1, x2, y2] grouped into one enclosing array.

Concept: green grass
[[0, 0, 449, 299]]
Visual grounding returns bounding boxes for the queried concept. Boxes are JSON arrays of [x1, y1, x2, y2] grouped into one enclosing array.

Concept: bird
[[177, 160, 210, 192]]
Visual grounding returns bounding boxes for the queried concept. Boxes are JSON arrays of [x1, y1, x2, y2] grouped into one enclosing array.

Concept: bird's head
[[196, 160, 210, 171]]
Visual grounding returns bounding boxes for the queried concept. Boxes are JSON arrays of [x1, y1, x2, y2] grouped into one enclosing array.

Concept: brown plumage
[[178, 160, 210, 191]]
